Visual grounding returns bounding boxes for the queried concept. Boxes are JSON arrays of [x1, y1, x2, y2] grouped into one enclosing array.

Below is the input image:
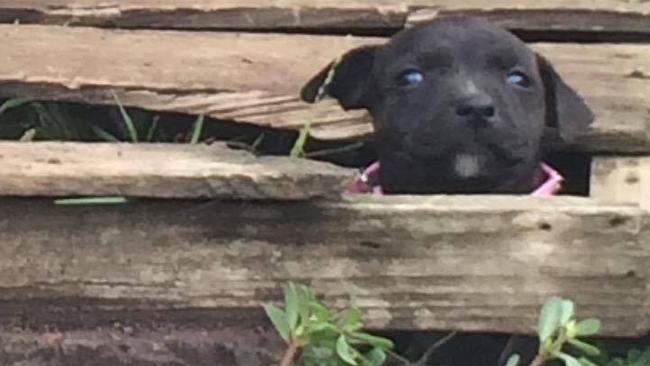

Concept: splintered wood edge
[[0, 196, 647, 336], [0, 142, 354, 199]]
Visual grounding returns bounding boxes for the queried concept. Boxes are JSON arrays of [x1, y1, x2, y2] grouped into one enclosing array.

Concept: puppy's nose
[[455, 94, 496, 121]]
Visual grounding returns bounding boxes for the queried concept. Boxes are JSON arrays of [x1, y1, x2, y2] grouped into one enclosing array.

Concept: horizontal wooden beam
[[0, 25, 648, 151], [0, 0, 649, 36], [0, 326, 282, 366], [0, 196, 648, 336], [0, 142, 352, 199]]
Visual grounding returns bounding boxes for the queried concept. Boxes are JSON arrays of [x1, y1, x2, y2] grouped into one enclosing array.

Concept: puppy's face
[[302, 18, 593, 194]]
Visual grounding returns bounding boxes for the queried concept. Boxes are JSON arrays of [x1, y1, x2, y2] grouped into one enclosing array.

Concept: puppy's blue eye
[[506, 71, 531, 87], [397, 70, 423, 86]]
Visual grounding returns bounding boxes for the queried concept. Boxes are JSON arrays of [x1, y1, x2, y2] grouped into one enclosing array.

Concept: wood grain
[[591, 156, 650, 210], [0, 326, 282, 366], [0, 196, 647, 336], [0, 142, 353, 199], [0, 0, 649, 35], [0, 25, 648, 151]]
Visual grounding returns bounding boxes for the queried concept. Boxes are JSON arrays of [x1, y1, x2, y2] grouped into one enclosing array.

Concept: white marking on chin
[[454, 154, 481, 178]]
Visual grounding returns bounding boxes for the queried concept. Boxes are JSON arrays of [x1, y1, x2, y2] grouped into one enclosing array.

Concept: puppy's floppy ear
[[536, 54, 594, 143], [300, 45, 379, 109]]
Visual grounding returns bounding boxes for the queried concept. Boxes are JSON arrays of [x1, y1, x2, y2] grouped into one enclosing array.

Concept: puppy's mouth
[[485, 142, 526, 167]]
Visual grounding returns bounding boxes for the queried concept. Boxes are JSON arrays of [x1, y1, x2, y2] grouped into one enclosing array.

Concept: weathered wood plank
[[0, 142, 352, 199], [0, 326, 282, 366], [591, 156, 650, 210], [0, 197, 648, 336], [0, 0, 649, 35], [0, 25, 648, 151]]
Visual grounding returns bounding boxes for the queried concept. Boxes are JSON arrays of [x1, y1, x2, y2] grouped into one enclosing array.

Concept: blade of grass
[[54, 197, 129, 205], [91, 125, 120, 142], [251, 133, 265, 150], [0, 98, 30, 114], [190, 114, 205, 144], [146, 116, 160, 142], [18, 128, 36, 142], [111, 90, 138, 142], [290, 123, 310, 158]]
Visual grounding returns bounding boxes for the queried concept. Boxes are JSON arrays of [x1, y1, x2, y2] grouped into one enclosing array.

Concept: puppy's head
[[301, 17, 593, 194]]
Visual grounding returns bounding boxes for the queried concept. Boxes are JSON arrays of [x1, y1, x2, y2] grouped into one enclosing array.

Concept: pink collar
[[345, 161, 563, 196]]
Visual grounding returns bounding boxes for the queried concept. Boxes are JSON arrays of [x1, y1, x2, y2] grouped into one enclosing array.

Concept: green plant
[[290, 123, 310, 158], [506, 297, 602, 366], [96, 91, 205, 144], [606, 348, 650, 366], [189, 114, 205, 144], [91, 91, 145, 142], [264, 282, 393, 366], [111, 91, 139, 142]]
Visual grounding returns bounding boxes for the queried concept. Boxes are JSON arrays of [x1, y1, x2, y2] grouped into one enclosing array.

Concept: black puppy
[[301, 17, 593, 194]]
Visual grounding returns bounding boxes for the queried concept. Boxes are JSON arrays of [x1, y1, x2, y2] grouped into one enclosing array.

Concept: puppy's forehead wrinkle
[[484, 47, 536, 70]]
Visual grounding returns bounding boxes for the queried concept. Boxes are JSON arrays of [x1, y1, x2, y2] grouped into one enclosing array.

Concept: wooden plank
[[0, 326, 282, 366], [591, 156, 650, 210], [0, 25, 648, 151], [0, 196, 648, 336], [0, 142, 353, 199], [0, 0, 649, 35], [406, 3, 650, 35]]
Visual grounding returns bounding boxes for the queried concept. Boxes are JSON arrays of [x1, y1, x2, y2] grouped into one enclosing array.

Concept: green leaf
[[0, 97, 30, 114], [111, 90, 138, 143], [308, 321, 339, 335], [634, 348, 650, 365], [558, 352, 582, 366], [264, 304, 290, 342], [578, 357, 599, 366], [363, 348, 387, 366], [336, 335, 358, 365], [539, 297, 563, 341], [54, 196, 128, 205], [628, 349, 643, 363], [296, 284, 314, 325], [505, 354, 521, 366], [285, 283, 300, 332], [349, 332, 394, 350], [339, 307, 363, 332], [309, 346, 334, 359], [575, 319, 601, 337], [190, 114, 205, 144], [567, 339, 601, 357], [290, 123, 310, 158], [634, 348, 650, 366], [310, 302, 332, 323], [559, 299, 576, 326], [607, 359, 625, 366]]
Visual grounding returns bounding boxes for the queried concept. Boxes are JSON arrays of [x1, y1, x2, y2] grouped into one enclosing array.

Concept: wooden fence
[[0, 1, 649, 365]]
